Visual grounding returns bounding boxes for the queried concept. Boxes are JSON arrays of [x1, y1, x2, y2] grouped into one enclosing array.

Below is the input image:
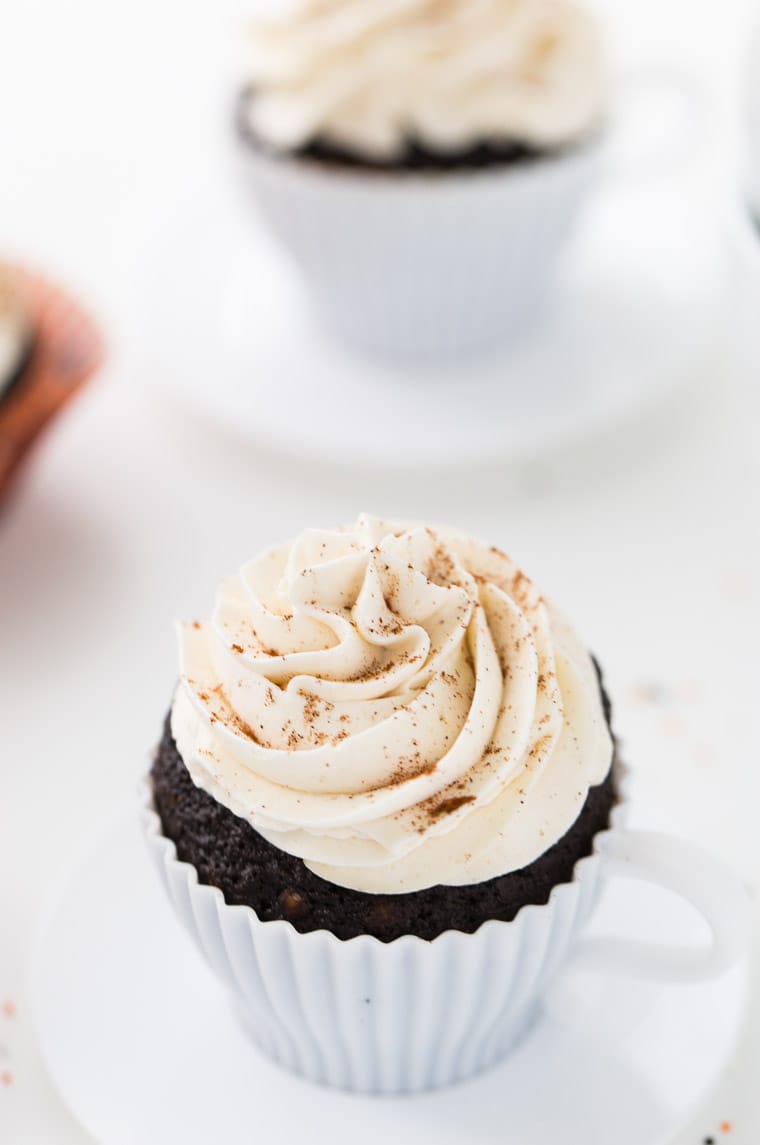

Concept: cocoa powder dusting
[[428, 794, 476, 820]]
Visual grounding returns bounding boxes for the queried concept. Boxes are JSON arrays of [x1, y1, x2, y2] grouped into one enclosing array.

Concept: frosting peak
[[172, 516, 612, 893], [243, 0, 605, 159]]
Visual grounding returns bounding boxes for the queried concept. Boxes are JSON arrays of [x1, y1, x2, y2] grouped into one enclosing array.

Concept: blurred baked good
[[0, 263, 103, 501], [0, 266, 33, 403]]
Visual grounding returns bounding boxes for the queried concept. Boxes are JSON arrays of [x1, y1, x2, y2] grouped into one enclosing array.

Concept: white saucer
[[32, 815, 747, 1145], [137, 175, 725, 469]]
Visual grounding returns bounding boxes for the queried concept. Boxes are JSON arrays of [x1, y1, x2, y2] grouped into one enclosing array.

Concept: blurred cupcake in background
[[237, 0, 607, 357], [0, 267, 33, 404], [0, 262, 102, 502]]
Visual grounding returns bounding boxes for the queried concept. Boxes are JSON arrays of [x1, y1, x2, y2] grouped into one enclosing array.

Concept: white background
[[1, 1, 760, 1141]]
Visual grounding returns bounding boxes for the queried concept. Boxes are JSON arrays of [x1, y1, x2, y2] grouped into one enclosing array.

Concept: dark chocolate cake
[[151, 675, 618, 943], [236, 89, 561, 174]]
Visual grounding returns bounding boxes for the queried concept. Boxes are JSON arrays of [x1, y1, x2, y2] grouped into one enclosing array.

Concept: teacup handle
[[571, 830, 751, 982], [604, 66, 708, 180]]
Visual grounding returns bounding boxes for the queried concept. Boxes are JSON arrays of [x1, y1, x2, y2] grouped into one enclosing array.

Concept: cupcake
[[147, 514, 621, 1087], [236, 1, 606, 356], [144, 515, 749, 1092]]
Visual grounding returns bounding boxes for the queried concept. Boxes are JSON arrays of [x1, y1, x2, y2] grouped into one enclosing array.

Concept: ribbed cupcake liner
[[140, 775, 622, 1095], [236, 142, 601, 359]]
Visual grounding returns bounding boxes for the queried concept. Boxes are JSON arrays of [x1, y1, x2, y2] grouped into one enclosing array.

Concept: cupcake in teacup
[[235, 0, 607, 358], [143, 515, 748, 1094]]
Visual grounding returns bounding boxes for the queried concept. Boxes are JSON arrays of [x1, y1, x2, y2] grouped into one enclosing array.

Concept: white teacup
[[141, 768, 749, 1095]]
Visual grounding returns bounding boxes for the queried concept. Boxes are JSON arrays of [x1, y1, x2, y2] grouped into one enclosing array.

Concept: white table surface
[[1, 2, 760, 1142]]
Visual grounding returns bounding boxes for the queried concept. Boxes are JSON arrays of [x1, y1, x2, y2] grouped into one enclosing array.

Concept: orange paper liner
[[0, 263, 104, 499]]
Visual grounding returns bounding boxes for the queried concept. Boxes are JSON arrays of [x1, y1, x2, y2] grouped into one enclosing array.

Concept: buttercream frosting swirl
[[244, 0, 605, 158], [171, 515, 613, 894]]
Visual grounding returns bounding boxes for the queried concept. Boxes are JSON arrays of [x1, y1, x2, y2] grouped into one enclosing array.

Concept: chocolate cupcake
[[235, 1, 607, 356], [145, 514, 625, 1091], [152, 695, 617, 943], [240, 0, 604, 168]]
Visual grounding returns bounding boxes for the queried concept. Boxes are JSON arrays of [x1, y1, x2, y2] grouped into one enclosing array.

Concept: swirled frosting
[[243, 0, 605, 159], [171, 516, 613, 893]]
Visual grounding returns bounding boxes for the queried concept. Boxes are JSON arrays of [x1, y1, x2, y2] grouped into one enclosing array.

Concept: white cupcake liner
[[236, 140, 602, 358], [140, 773, 619, 1094]]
